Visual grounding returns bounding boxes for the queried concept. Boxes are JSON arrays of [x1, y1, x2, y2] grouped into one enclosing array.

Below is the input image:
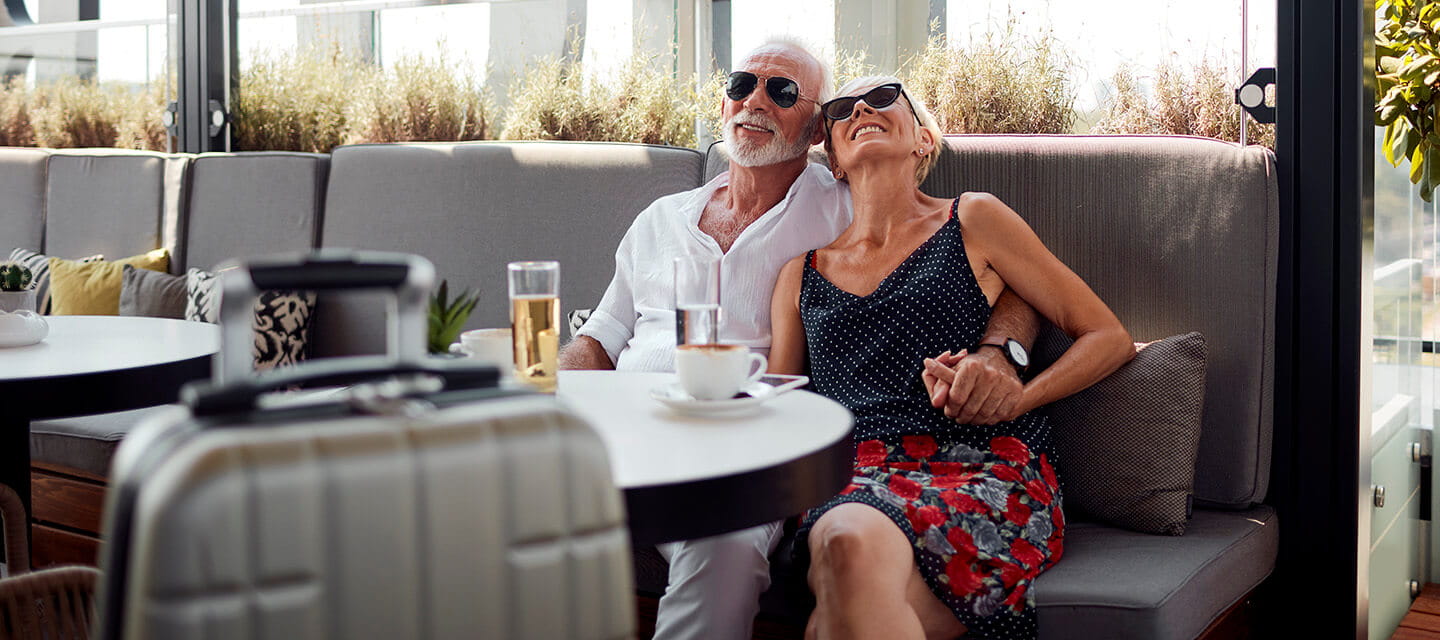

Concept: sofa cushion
[[1038, 332, 1207, 535], [7, 248, 104, 314], [0, 147, 48, 253], [1033, 506, 1277, 640], [920, 135, 1278, 509], [48, 249, 171, 315], [634, 506, 1276, 638], [119, 264, 188, 318], [314, 141, 704, 357], [44, 150, 189, 267], [30, 406, 180, 477], [182, 152, 328, 271]]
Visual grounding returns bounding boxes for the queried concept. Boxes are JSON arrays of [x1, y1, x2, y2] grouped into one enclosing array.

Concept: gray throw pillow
[[119, 264, 187, 318], [1036, 331, 1207, 536]]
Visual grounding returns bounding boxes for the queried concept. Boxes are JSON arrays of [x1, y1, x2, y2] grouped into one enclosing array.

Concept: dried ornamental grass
[[20, 78, 167, 150], [351, 54, 494, 144], [501, 47, 699, 147], [233, 47, 372, 153], [0, 78, 34, 147], [900, 30, 1076, 135], [500, 55, 602, 142], [1093, 60, 1275, 148]]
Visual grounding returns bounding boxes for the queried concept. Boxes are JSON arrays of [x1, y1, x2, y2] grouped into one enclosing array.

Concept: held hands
[[921, 349, 1026, 425]]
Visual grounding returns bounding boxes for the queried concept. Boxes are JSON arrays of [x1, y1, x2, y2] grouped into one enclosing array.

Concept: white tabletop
[[556, 370, 854, 489], [0, 316, 220, 381]]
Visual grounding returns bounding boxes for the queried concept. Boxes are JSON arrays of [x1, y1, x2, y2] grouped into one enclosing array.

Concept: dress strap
[[950, 197, 960, 220], [808, 249, 818, 269]]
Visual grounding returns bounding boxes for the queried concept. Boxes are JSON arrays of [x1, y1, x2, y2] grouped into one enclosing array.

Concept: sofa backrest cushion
[[314, 141, 705, 358], [0, 147, 48, 252], [703, 142, 828, 181], [921, 135, 1277, 508], [182, 152, 329, 271], [44, 150, 189, 269]]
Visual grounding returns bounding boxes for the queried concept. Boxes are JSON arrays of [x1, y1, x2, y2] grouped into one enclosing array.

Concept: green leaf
[[1410, 143, 1427, 184], [1400, 54, 1438, 76], [1384, 123, 1402, 164]]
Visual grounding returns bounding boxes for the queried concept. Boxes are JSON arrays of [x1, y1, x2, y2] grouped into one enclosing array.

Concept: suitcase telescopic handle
[[183, 250, 503, 417], [213, 250, 434, 386]]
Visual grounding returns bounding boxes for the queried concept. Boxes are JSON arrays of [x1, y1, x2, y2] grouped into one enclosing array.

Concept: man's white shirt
[[578, 162, 853, 372]]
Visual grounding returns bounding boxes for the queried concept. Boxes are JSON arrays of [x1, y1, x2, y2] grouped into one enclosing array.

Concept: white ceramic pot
[[0, 309, 47, 347], [0, 289, 36, 313]]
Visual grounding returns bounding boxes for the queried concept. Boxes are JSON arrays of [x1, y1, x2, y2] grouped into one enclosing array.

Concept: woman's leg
[[807, 503, 967, 640]]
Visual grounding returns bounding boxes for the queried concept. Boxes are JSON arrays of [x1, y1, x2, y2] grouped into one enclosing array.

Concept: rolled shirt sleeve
[[576, 217, 641, 365]]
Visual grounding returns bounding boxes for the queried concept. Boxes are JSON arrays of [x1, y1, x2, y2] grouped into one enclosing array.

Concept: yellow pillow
[[49, 249, 170, 315]]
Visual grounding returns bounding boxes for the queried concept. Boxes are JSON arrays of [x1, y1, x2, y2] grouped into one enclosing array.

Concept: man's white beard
[[725, 111, 814, 167]]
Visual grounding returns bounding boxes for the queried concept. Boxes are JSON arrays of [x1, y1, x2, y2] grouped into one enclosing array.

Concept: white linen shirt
[[578, 162, 853, 372]]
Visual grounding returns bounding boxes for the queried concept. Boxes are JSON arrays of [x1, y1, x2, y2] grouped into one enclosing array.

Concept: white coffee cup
[[675, 344, 767, 401], [450, 328, 512, 372]]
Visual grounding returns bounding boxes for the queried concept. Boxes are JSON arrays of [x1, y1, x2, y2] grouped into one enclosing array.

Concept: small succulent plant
[[0, 262, 33, 292], [428, 279, 479, 355]]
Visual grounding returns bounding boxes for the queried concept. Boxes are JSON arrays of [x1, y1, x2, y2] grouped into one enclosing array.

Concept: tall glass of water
[[508, 261, 560, 392], [674, 256, 720, 347]]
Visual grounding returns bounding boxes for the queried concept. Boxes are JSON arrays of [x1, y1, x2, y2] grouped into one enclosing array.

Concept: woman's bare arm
[[959, 193, 1135, 413], [768, 256, 809, 375]]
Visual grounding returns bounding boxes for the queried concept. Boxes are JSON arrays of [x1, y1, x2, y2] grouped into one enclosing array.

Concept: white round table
[[0, 316, 218, 547], [557, 370, 855, 545]]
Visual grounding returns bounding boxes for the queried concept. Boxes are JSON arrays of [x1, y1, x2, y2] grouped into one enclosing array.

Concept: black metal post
[[1264, 1, 1371, 637], [175, 0, 235, 153]]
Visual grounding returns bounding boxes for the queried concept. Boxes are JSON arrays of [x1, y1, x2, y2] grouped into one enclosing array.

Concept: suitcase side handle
[[215, 250, 434, 385]]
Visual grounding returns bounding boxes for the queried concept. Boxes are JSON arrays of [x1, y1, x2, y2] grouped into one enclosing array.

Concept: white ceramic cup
[[674, 344, 767, 401], [450, 328, 513, 372]]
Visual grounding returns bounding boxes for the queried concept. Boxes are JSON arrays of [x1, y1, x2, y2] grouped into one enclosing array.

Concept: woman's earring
[[833, 169, 845, 180]]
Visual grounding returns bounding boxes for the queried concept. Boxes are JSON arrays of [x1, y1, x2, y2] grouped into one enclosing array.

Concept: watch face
[[1007, 339, 1029, 367]]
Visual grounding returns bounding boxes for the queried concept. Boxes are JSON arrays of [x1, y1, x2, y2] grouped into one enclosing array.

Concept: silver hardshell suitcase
[[94, 251, 634, 640]]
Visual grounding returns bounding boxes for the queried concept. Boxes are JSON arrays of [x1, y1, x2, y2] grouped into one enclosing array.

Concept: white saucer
[[649, 374, 809, 417]]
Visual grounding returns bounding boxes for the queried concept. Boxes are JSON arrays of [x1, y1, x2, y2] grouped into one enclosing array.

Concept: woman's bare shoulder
[[776, 253, 808, 287], [954, 191, 1024, 231]]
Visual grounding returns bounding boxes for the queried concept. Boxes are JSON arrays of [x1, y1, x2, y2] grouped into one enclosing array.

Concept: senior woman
[[767, 76, 1135, 640]]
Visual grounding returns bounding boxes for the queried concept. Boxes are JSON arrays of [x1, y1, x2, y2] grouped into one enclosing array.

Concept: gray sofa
[[0, 135, 1278, 639]]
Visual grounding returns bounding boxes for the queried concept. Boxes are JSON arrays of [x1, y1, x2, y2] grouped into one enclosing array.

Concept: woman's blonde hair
[[823, 74, 945, 185]]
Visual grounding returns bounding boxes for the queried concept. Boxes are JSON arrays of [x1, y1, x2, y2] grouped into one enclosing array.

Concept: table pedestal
[[0, 414, 30, 562]]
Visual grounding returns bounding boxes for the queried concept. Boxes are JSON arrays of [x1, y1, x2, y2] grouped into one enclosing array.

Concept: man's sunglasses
[[726, 71, 809, 109], [821, 83, 922, 127]]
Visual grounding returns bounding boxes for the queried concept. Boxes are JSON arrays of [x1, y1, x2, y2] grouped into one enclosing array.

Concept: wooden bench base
[[29, 462, 104, 569], [634, 589, 1258, 640]]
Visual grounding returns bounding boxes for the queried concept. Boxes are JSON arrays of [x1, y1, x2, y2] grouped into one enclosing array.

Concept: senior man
[[560, 39, 1041, 640]]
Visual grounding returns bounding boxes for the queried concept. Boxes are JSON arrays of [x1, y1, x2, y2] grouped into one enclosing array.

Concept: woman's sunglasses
[[822, 83, 922, 127], [726, 71, 808, 109]]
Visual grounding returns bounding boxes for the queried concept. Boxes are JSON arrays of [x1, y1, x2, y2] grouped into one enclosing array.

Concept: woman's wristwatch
[[975, 337, 1030, 373]]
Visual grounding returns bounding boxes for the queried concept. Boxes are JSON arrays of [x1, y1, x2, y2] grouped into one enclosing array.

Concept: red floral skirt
[[797, 435, 1064, 640]]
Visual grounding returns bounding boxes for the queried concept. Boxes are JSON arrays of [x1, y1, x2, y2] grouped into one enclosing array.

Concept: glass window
[[0, 0, 171, 150]]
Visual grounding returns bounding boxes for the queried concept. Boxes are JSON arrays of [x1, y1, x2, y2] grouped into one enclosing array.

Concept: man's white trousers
[[653, 520, 785, 640]]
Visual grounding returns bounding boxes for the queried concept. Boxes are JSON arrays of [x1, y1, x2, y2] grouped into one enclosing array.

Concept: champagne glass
[[508, 261, 560, 392]]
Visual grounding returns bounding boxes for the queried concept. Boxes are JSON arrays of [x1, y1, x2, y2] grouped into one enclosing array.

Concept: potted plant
[[0, 261, 48, 347], [1376, 0, 1440, 200], [0, 261, 36, 313], [428, 279, 479, 355]]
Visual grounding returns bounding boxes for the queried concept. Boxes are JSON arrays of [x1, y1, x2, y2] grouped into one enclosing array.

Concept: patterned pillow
[[7, 248, 104, 314], [568, 308, 592, 339], [1036, 331, 1207, 536], [185, 268, 318, 371]]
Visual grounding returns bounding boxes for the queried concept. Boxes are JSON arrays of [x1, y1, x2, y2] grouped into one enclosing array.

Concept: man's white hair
[[742, 36, 835, 103]]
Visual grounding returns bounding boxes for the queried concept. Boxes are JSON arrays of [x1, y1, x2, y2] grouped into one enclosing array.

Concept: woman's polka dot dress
[[796, 199, 1064, 640]]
